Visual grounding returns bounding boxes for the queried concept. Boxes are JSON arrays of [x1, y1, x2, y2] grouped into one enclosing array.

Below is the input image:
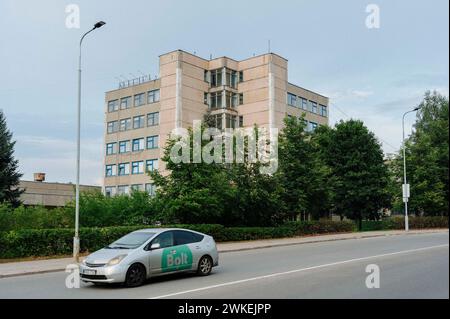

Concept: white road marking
[[149, 244, 449, 299]]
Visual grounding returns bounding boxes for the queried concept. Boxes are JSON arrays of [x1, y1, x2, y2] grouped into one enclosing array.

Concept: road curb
[[0, 229, 447, 279]]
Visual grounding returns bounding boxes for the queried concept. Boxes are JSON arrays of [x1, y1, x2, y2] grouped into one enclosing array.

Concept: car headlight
[[106, 254, 128, 266]]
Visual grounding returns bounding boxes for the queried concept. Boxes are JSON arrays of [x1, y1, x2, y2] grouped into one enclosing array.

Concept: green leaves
[[0, 110, 23, 206]]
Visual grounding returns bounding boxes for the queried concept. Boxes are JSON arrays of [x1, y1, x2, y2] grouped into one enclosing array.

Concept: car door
[[172, 230, 204, 271], [147, 231, 174, 274]]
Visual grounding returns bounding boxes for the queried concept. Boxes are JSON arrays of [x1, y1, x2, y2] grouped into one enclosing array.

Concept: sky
[[0, 0, 448, 186]]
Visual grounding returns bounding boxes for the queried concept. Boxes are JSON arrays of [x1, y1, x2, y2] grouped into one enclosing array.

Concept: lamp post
[[74, 21, 106, 263], [401, 106, 421, 232]]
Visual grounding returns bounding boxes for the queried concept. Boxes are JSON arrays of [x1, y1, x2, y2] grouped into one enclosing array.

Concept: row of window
[[105, 159, 159, 177], [207, 91, 244, 109], [209, 114, 244, 130], [105, 183, 156, 197], [106, 135, 159, 155], [108, 89, 160, 112], [205, 68, 244, 89], [107, 112, 159, 134], [287, 115, 319, 132], [287, 93, 327, 117]]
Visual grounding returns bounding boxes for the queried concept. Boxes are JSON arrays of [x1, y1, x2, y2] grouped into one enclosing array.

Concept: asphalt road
[[0, 232, 448, 299]]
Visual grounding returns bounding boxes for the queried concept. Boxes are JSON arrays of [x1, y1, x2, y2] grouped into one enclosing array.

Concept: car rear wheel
[[197, 256, 212, 276], [125, 264, 146, 287]]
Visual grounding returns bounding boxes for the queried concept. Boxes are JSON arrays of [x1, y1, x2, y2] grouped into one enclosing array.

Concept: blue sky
[[0, 0, 448, 185]]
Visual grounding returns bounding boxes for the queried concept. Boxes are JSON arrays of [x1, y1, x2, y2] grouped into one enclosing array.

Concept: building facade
[[103, 50, 329, 196]]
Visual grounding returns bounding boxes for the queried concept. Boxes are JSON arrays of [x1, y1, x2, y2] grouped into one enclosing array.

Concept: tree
[[150, 126, 235, 225], [315, 119, 391, 229], [392, 91, 449, 216], [0, 110, 23, 206], [278, 116, 330, 221]]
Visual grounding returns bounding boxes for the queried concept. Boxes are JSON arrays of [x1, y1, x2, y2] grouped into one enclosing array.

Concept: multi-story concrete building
[[103, 50, 329, 196]]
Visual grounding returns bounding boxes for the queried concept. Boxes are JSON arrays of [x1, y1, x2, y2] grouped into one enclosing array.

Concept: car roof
[[132, 228, 201, 235]]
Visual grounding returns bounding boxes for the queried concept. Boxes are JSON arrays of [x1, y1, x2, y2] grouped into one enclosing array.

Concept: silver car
[[79, 228, 219, 287]]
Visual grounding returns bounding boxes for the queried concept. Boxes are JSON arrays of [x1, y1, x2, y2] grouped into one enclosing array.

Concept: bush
[[361, 216, 448, 231], [0, 221, 355, 259]]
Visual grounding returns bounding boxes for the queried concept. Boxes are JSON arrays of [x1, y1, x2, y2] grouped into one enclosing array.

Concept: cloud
[[14, 135, 103, 185]]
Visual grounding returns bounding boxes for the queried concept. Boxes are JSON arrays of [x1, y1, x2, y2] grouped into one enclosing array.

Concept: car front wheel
[[197, 256, 212, 276], [125, 264, 146, 287]]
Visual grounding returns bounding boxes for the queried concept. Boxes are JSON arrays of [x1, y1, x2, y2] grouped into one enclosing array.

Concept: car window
[[151, 231, 174, 248], [174, 230, 203, 245], [109, 232, 155, 249]]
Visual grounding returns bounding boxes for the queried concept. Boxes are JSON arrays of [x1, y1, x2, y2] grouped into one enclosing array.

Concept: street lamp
[[74, 21, 106, 263], [401, 105, 421, 232]]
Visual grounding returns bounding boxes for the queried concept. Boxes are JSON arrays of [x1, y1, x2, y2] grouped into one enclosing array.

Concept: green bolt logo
[[161, 245, 193, 272]]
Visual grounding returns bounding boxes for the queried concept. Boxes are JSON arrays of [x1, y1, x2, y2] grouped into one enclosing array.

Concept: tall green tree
[[392, 91, 449, 216], [0, 110, 23, 206], [278, 116, 330, 221], [314, 119, 391, 229]]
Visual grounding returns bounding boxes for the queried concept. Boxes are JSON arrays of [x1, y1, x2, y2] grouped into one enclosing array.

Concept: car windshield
[[106, 232, 155, 249]]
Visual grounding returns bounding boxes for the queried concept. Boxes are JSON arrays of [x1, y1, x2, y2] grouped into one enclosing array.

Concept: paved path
[[0, 231, 448, 298]]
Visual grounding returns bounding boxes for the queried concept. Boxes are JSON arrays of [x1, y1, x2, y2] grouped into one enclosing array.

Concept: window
[[133, 115, 145, 129], [108, 100, 119, 112], [145, 183, 156, 196], [148, 89, 160, 103], [214, 114, 223, 130], [210, 91, 222, 109], [147, 112, 159, 126], [225, 114, 237, 129], [106, 142, 117, 155], [204, 92, 208, 105], [105, 186, 116, 197], [320, 105, 328, 117], [120, 118, 131, 131], [239, 71, 244, 82], [226, 68, 238, 88], [301, 98, 308, 110], [131, 184, 144, 192], [309, 121, 318, 132], [151, 231, 174, 249], [134, 93, 145, 107], [204, 70, 209, 82], [132, 138, 145, 152], [239, 93, 244, 105], [174, 230, 203, 245], [310, 101, 318, 114], [225, 91, 239, 108], [287, 93, 297, 106], [118, 163, 130, 176], [239, 116, 243, 128], [107, 121, 118, 134], [117, 185, 129, 195], [120, 96, 131, 109], [119, 140, 130, 153], [105, 164, 116, 177], [210, 69, 223, 87], [131, 161, 144, 174], [147, 135, 159, 149], [146, 159, 158, 172]]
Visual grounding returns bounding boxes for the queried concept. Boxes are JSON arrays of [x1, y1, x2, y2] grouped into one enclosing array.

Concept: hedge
[[0, 218, 446, 259], [0, 221, 354, 259], [361, 216, 448, 231]]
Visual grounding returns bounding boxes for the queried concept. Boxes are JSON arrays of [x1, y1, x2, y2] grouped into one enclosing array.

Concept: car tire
[[197, 255, 213, 276], [125, 264, 146, 287]]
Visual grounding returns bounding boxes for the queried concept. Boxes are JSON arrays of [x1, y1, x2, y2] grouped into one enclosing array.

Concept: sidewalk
[[0, 229, 447, 278]]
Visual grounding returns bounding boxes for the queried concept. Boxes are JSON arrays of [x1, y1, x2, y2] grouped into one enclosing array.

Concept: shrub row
[[0, 220, 354, 259], [361, 216, 448, 231]]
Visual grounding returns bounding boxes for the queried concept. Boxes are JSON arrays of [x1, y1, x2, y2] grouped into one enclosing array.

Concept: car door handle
[[195, 246, 201, 249], [171, 250, 177, 254]]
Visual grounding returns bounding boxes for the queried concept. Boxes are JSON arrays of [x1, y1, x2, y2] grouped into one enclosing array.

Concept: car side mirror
[[150, 243, 161, 250]]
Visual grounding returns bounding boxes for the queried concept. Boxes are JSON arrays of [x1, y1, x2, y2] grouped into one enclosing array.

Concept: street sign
[[402, 183, 410, 203]]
